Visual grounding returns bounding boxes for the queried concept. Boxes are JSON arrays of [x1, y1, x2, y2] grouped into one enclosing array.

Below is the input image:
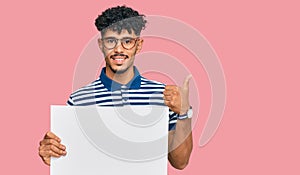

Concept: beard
[[108, 63, 132, 74]]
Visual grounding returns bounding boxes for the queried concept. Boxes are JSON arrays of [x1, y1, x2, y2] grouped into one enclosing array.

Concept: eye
[[123, 38, 134, 44], [106, 39, 116, 43]]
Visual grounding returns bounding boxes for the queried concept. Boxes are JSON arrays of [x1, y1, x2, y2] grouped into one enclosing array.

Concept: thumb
[[183, 74, 192, 89]]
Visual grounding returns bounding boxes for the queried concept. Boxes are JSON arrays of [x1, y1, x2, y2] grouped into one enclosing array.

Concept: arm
[[164, 75, 193, 170], [168, 118, 193, 169]]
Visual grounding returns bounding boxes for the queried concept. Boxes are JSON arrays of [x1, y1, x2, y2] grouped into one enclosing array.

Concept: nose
[[114, 40, 123, 53]]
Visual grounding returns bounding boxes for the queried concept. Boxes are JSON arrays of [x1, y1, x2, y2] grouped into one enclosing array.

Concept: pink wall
[[1, 0, 299, 174]]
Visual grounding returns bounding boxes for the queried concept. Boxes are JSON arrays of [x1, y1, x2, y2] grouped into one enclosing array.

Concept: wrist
[[179, 104, 190, 115], [178, 106, 193, 120]]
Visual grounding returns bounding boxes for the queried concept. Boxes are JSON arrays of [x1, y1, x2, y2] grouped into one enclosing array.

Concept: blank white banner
[[50, 105, 168, 175]]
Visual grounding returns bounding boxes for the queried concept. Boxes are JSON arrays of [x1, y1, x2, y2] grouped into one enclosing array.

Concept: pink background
[[1, 0, 299, 174]]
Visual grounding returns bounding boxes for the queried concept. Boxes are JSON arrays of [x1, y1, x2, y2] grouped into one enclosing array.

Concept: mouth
[[110, 54, 128, 64]]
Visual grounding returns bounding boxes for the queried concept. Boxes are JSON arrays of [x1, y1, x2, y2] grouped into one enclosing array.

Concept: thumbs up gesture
[[163, 75, 192, 115]]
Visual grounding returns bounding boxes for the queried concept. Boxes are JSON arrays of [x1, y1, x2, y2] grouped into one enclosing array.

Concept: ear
[[98, 38, 104, 51], [135, 38, 144, 54]]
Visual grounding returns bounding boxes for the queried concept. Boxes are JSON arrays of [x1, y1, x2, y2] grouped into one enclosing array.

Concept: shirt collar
[[100, 66, 141, 91]]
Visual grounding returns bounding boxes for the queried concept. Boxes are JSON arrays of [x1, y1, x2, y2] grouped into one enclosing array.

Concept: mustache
[[110, 53, 128, 58]]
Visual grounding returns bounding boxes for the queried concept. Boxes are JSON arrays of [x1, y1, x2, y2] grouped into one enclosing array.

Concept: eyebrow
[[103, 37, 135, 40]]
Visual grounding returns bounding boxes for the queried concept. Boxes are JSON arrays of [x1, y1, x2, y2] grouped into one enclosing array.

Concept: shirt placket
[[111, 90, 122, 106], [121, 85, 129, 104]]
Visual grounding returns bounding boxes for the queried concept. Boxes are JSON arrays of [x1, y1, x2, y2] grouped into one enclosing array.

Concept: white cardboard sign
[[50, 105, 168, 175]]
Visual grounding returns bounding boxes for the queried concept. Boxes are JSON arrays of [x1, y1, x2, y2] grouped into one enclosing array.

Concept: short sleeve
[[66, 95, 74, 106], [168, 109, 178, 131]]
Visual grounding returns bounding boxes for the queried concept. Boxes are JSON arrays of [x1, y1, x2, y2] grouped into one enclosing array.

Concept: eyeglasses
[[101, 37, 139, 50]]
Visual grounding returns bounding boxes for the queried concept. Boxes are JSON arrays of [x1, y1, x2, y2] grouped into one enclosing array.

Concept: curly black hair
[[95, 5, 147, 36]]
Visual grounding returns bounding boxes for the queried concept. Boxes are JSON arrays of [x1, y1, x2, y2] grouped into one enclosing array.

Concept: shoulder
[[71, 78, 104, 97], [67, 78, 106, 105]]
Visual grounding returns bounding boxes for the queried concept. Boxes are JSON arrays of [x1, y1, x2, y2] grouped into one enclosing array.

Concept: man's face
[[98, 29, 143, 75]]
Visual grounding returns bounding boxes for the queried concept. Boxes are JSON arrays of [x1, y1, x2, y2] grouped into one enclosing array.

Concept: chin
[[110, 65, 129, 74]]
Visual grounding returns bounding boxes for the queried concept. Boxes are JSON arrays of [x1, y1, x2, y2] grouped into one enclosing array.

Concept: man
[[39, 5, 193, 170]]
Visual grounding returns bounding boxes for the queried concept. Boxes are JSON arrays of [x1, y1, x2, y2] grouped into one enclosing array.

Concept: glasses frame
[[101, 37, 140, 50]]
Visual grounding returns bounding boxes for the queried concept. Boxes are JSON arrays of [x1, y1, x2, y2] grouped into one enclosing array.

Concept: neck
[[105, 66, 135, 85]]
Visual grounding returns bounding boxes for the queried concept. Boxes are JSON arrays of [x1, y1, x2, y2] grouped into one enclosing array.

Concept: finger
[[39, 146, 59, 158], [44, 158, 51, 166], [44, 131, 61, 142], [163, 90, 172, 96], [163, 90, 179, 96], [39, 150, 61, 159], [39, 144, 67, 158], [40, 145, 67, 157], [49, 144, 67, 156], [165, 85, 178, 90], [39, 139, 66, 150], [164, 100, 175, 107], [39, 145, 61, 157], [163, 95, 172, 101], [183, 74, 192, 89], [43, 157, 50, 166]]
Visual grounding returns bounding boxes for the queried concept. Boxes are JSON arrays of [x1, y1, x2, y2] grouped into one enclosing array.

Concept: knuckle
[[50, 145, 56, 151], [46, 131, 51, 137]]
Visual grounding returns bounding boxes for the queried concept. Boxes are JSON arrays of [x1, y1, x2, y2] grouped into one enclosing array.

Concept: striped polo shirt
[[67, 67, 178, 130]]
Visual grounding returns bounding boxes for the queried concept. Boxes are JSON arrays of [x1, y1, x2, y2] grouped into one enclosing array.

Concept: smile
[[111, 56, 128, 65], [112, 57, 126, 60]]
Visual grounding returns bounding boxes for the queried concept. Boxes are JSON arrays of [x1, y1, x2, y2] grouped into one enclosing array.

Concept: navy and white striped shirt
[[67, 67, 178, 130]]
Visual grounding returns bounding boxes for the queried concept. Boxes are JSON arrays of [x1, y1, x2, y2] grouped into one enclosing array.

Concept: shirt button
[[123, 97, 128, 101]]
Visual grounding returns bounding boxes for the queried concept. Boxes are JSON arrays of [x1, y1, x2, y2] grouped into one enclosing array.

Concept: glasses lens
[[103, 38, 117, 49], [121, 38, 137, 49]]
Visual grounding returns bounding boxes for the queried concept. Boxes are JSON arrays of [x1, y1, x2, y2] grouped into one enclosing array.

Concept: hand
[[38, 131, 67, 166], [163, 75, 192, 115]]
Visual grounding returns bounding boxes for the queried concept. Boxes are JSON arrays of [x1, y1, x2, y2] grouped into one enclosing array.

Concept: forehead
[[101, 29, 137, 38]]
